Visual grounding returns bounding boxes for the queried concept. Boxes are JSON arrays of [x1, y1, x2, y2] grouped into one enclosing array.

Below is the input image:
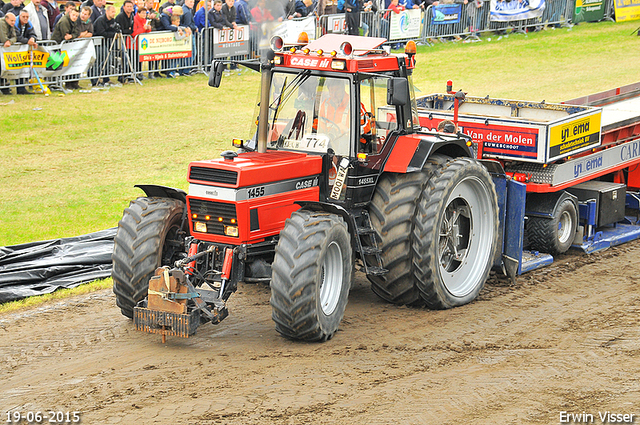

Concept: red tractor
[[112, 34, 499, 342]]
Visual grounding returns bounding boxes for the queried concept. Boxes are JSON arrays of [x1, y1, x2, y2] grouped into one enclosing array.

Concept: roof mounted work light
[[270, 36, 284, 52], [340, 41, 353, 56]]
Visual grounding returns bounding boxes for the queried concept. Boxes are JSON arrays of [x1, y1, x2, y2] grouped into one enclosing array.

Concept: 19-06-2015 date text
[[5, 411, 81, 423]]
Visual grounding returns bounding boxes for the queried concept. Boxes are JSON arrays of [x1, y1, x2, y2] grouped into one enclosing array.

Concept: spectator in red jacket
[[132, 6, 152, 38]]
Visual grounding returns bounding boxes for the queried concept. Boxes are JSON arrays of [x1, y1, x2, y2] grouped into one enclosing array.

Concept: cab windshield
[[267, 72, 352, 157]]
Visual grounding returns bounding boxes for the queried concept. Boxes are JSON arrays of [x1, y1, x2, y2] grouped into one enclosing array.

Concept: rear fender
[[525, 191, 578, 219], [382, 135, 472, 174]]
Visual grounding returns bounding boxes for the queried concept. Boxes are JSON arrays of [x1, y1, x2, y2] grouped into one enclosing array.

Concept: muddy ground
[[1, 241, 639, 425]]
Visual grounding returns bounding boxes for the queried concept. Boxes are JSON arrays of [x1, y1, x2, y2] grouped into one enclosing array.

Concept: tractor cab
[[212, 34, 422, 205]]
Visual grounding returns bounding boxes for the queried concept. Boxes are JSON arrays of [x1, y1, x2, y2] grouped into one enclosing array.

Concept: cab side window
[[360, 77, 397, 155]]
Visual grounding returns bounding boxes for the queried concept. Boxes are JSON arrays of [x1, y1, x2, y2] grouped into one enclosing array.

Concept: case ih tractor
[[112, 34, 500, 342]]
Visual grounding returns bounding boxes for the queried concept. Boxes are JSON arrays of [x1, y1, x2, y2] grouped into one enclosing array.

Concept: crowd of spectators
[[0, 0, 481, 94]]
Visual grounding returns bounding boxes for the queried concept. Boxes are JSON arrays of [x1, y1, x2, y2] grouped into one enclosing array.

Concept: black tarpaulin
[[0, 228, 116, 303]]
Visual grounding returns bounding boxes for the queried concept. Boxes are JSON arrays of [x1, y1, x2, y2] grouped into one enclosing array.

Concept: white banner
[[490, 0, 546, 21], [138, 30, 193, 62], [326, 14, 347, 33], [0, 39, 96, 79], [213, 25, 250, 58], [272, 16, 317, 44], [389, 8, 422, 41]]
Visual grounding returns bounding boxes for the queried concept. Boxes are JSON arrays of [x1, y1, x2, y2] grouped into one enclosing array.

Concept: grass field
[[2, 20, 640, 247]]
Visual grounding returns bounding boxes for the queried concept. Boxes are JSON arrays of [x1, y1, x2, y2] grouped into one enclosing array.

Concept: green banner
[[574, 0, 606, 22]]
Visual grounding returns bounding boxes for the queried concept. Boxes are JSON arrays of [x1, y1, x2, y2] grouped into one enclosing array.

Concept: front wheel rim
[[320, 241, 343, 316]]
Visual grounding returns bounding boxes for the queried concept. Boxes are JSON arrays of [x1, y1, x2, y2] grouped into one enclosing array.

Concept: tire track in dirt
[[1, 240, 639, 424]]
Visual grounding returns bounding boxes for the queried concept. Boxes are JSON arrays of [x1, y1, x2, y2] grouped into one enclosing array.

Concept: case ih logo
[[290, 57, 331, 68]]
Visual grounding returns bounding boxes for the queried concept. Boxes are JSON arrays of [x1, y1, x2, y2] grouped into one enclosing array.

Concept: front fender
[[295, 201, 358, 240], [135, 184, 187, 204]]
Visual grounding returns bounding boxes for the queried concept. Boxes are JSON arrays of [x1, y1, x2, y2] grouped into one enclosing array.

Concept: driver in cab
[[317, 78, 350, 140]]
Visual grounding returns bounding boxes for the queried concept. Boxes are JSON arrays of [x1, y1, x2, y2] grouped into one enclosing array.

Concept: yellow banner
[[614, 0, 640, 21], [549, 112, 601, 158], [2, 50, 49, 70]]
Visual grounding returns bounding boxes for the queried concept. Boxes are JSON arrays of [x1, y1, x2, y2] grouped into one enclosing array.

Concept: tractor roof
[[273, 34, 410, 74], [304, 34, 387, 56]]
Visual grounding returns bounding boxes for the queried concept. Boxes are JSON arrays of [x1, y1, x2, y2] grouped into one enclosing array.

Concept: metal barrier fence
[[1, 0, 586, 93]]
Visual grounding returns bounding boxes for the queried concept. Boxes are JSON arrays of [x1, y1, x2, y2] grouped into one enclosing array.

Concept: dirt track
[[1, 241, 639, 425]]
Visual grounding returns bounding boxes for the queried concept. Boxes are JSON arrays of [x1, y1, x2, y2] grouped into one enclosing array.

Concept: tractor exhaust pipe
[[257, 59, 273, 153]]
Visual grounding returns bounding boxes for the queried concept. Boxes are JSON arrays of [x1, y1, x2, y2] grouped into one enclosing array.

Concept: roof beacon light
[[405, 40, 417, 66], [340, 41, 353, 56], [270, 35, 284, 52], [297, 31, 309, 44], [404, 40, 417, 55], [317, 49, 324, 56]]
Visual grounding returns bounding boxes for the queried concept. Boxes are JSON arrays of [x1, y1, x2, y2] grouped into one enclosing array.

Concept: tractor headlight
[[331, 60, 346, 70], [195, 222, 207, 233], [224, 226, 239, 237]]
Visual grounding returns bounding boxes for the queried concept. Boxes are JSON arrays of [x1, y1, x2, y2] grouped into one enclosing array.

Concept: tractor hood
[[188, 151, 323, 188]]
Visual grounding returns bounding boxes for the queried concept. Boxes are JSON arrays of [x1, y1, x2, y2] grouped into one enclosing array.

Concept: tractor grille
[[189, 166, 238, 185], [189, 198, 237, 236]]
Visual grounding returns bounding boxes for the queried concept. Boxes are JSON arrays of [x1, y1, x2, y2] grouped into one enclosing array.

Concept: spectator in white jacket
[[24, 0, 50, 40]]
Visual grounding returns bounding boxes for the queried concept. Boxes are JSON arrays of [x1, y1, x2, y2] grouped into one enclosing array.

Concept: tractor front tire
[[112, 197, 186, 318], [413, 158, 499, 309], [270, 210, 352, 342]]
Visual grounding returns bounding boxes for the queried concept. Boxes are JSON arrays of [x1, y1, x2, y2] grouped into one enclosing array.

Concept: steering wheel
[[317, 116, 344, 138]]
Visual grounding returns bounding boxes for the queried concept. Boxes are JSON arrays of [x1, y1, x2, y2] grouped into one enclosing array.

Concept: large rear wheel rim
[[320, 241, 343, 316], [438, 176, 495, 298]]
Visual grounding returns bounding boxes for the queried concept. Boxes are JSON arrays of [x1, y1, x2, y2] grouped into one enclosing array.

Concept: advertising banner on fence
[[613, 0, 640, 21], [490, 0, 546, 21], [272, 17, 317, 44], [389, 8, 422, 40], [138, 31, 192, 61], [430, 4, 463, 25], [213, 25, 250, 58], [326, 14, 347, 33], [0, 39, 95, 79], [573, 0, 605, 23]]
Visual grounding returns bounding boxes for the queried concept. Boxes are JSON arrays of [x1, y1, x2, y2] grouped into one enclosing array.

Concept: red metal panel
[[627, 163, 640, 190], [382, 135, 421, 173], [189, 152, 323, 188], [188, 186, 320, 244]]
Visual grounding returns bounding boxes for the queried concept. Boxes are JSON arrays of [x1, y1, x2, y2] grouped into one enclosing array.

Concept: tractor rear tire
[[112, 197, 186, 318], [270, 210, 352, 342], [367, 155, 448, 305], [413, 158, 499, 309], [526, 198, 577, 255]]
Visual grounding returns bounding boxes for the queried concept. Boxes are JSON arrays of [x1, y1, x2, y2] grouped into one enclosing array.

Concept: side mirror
[[208, 61, 225, 88], [387, 77, 410, 106]]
